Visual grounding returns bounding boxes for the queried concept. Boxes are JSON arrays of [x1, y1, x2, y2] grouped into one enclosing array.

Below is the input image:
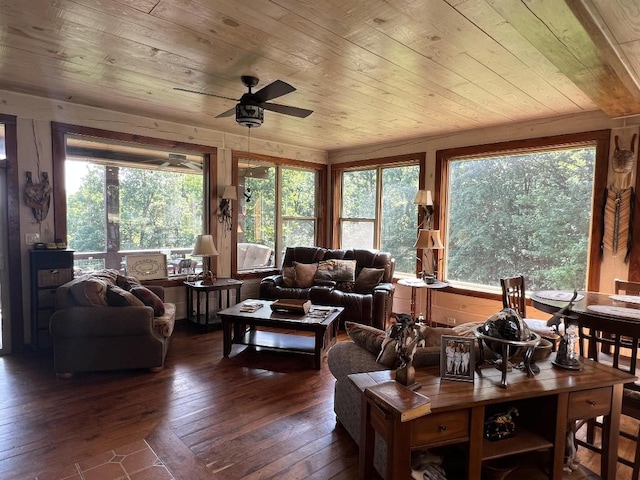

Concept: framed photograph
[[125, 254, 168, 280], [441, 335, 475, 383]]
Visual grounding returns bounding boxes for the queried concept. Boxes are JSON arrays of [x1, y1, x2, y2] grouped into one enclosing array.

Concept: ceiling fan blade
[[261, 102, 313, 118], [215, 107, 237, 118], [182, 161, 202, 172], [160, 161, 170, 168], [252, 80, 296, 103], [174, 87, 237, 102]]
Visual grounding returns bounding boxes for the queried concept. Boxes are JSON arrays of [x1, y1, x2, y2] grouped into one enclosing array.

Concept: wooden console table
[[353, 358, 633, 480]]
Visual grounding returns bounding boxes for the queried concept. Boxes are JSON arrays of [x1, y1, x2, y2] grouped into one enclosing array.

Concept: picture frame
[[125, 253, 168, 280], [441, 335, 475, 383]]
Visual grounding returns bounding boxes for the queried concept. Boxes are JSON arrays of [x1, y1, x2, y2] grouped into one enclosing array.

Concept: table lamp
[[413, 189, 434, 229], [191, 234, 219, 285], [414, 229, 444, 281]]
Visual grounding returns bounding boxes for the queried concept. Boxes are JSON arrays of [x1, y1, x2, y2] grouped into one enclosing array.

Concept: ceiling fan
[[158, 154, 202, 172], [175, 75, 313, 127]]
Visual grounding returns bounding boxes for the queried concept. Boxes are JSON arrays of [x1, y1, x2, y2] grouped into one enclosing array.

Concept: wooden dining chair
[[615, 278, 640, 296], [500, 275, 560, 350], [575, 312, 640, 480]]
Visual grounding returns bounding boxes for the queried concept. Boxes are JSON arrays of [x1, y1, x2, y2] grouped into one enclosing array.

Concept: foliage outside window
[[444, 141, 602, 292], [238, 158, 319, 271], [66, 148, 204, 275], [340, 163, 420, 274]]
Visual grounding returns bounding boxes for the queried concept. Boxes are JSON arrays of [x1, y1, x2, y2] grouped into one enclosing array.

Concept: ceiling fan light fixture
[[236, 104, 263, 128]]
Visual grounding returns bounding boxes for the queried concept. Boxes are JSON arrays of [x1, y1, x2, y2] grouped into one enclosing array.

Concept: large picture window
[[335, 154, 424, 274], [437, 131, 609, 292], [52, 123, 216, 278]]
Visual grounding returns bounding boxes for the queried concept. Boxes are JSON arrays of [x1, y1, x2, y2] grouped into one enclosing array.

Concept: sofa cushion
[[293, 262, 318, 288], [131, 286, 165, 316], [354, 267, 385, 294], [314, 259, 357, 282], [345, 321, 385, 355], [69, 277, 109, 307], [106, 285, 145, 307]]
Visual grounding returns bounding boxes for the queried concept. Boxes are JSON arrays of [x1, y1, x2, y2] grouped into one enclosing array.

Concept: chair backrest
[[615, 278, 640, 296], [577, 314, 640, 381], [500, 275, 526, 317]]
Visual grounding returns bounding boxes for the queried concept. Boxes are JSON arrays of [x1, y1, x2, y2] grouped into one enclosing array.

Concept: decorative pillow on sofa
[[314, 259, 357, 282], [130, 286, 165, 316], [345, 321, 386, 355], [69, 277, 109, 307], [115, 274, 141, 291], [293, 262, 318, 288], [106, 285, 145, 307], [353, 267, 384, 294]]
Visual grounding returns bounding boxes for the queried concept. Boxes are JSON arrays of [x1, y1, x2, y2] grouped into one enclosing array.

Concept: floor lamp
[[414, 229, 444, 282], [192, 234, 219, 285]]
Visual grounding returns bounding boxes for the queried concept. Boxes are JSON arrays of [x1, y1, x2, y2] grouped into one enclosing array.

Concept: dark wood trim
[[331, 152, 426, 171], [50, 122, 218, 271], [630, 136, 640, 282], [436, 129, 611, 292], [331, 168, 342, 248], [2, 114, 23, 352], [231, 151, 328, 272]]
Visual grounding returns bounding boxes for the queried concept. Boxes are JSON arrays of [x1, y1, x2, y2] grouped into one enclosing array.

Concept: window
[[52, 124, 216, 278], [335, 154, 424, 274], [235, 153, 323, 272], [438, 131, 608, 292]]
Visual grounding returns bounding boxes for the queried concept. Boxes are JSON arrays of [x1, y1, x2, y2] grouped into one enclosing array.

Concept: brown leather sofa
[[259, 247, 395, 329], [49, 269, 176, 377]]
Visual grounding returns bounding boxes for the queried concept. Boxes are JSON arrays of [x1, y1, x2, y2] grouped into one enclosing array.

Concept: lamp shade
[[222, 185, 237, 200], [413, 189, 433, 206], [191, 234, 219, 257], [414, 229, 444, 250]]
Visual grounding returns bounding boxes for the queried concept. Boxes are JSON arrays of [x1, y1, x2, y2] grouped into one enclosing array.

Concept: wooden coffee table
[[217, 300, 343, 369]]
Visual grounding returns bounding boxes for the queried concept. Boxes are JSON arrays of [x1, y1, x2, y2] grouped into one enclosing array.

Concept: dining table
[[531, 288, 640, 358]]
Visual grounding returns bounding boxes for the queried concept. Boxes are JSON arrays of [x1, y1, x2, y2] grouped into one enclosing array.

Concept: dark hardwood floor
[[0, 320, 636, 480], [0, 321, 358, 480]]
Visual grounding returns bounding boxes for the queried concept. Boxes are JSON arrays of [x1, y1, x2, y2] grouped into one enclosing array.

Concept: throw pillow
[[106, 285, 145, 307], [353, 267, 385, 294], [130, 286, 165, 316], [418, 325, 458, 347], [115, 274, 141, 291], [314, 259, 357, 282], [282, 266, 296, 287], [69, 277, 109, 307], [345, 321, 386, 355], [293, 262, 318, 288]]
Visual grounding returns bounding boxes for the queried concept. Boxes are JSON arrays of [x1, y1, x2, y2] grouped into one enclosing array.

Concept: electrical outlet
[[25, 233, 39, 245]]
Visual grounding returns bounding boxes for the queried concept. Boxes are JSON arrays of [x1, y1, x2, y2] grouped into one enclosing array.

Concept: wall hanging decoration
[[602, 133, 636, 262], [24, 171, 52, 222]]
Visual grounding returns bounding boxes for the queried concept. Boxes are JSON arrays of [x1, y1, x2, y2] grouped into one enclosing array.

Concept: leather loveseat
[[50, 269, 176, 377], [259, 247, 395, 329]]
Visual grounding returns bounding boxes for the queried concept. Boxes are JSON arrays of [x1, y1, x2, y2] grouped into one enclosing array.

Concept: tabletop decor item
[[474, 308, 541, 388], [381, 313, 423, 390], [547, 290, 582, 370], [440, 335, 475, 383]]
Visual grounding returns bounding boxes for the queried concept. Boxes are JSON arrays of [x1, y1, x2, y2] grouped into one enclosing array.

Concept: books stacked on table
[[239, 300, 264, 312]]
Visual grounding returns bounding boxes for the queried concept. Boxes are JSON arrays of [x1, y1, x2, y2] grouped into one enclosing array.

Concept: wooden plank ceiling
[[0, 0, 639, 152]]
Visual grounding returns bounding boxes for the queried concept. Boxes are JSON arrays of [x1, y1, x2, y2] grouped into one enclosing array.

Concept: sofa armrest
[[373, 282, 394, 295], [50, 306, 156, 338], [327, 341, 387, 381]]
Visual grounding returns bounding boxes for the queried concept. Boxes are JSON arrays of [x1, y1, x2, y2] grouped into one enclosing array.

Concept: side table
[[184, 278, 243, 328], [397, 278, 449, 325]]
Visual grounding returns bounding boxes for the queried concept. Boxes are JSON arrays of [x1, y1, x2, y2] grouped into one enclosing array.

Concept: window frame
[[331, 153, 426, 273], [51, 122, 217, 285], [435, 130, 610, 296], [232, 151, 327, 277]]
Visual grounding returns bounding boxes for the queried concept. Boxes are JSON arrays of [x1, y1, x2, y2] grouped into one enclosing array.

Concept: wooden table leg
[[468, 405, 484, 479], [222, 319, 232, 357], [602, 384, 623, 480]]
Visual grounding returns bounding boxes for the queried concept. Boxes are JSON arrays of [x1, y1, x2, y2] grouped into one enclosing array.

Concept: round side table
[[397, 278, 449, 325]]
